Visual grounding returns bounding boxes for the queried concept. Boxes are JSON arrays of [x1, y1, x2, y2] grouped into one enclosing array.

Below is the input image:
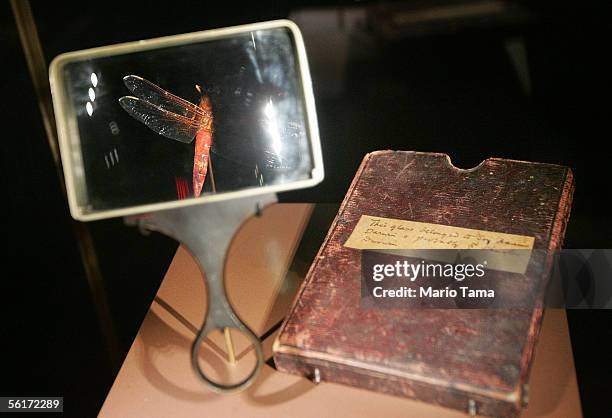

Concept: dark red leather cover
[[274, 151, 574, 417]]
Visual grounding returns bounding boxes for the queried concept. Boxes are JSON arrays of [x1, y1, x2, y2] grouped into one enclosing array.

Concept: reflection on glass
[[61, 27, 314, 212]]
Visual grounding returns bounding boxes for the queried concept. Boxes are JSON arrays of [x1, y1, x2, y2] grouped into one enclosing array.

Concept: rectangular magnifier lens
[[50, 20, 323, 221]]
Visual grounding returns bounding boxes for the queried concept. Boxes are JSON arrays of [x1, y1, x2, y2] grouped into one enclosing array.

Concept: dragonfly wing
[[123, 75, 208, 119], [119, 96, 197, 144]]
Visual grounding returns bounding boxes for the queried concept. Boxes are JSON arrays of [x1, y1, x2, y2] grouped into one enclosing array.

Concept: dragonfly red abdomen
[[193, 96, 213, 197]]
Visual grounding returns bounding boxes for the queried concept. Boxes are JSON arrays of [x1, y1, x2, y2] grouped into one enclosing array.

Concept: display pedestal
[[101, 204, 582, 417]]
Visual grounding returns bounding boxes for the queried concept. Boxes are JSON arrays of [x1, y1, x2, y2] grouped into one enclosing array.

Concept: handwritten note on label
[[344, 215, 534, 274], [344, 215, 535, 274], [344, 215, 534, 250]]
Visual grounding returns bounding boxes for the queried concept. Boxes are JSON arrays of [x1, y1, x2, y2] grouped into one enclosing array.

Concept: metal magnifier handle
[[191, 280, 263, 393], [130, 194, 276, 393]]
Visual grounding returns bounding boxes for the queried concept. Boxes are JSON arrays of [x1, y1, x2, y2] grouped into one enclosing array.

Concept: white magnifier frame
[[50, 19, 324, 221]]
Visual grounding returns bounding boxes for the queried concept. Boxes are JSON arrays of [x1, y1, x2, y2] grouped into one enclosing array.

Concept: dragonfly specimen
[[119, 75, 214, 197]]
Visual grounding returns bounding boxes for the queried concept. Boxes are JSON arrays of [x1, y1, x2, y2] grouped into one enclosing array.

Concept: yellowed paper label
[[344, 215, 535, 274], [344, 215, 534, 250]]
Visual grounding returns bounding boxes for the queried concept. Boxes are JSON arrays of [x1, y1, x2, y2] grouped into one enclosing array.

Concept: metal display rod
[[10, 0, 121, 370]]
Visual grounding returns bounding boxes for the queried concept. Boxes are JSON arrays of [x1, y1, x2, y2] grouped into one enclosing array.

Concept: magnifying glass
[[50, 19, 324, 392]]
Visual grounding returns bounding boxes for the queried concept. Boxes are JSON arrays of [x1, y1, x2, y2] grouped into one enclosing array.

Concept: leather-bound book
[[273, 151, 574, 417]]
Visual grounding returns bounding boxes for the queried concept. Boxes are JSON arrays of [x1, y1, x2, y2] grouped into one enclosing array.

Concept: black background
[[1, 1, 610, 417]]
